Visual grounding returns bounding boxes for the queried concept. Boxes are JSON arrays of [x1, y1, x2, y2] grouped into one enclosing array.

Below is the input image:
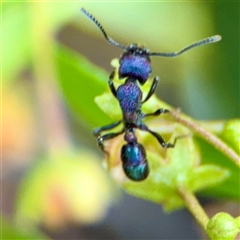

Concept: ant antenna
[[149, 35, 222, 57], [81, 8, 127, 50]]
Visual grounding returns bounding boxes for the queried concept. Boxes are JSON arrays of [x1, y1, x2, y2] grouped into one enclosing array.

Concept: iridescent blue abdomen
[[121, 143, 149, 181]]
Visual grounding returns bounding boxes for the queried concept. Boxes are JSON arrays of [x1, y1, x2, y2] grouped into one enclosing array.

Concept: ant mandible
[[81, 8, 221, 181]]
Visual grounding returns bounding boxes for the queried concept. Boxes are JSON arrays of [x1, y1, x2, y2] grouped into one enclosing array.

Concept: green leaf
[[55, 44, 111, 127], [221, 119, 240, 154], [189, 165, 229, 192], [197, 137, 239, 200]]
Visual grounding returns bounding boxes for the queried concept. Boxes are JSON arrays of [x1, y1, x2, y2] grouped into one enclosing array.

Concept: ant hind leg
[[146, 127, 191, 149], [149, 129, 175, 148], [140, 124, 174, 148]]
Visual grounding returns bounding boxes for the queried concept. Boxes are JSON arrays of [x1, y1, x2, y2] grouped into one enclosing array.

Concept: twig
[[170, 110, 240, 168], [177, 185, 209, 231]]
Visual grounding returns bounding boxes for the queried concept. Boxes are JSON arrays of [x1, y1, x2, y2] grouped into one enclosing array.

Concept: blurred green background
[[2, 2, 239, 239]]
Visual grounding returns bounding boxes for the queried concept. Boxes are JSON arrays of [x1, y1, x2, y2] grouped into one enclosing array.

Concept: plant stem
[[170, 110, 240, 168], [177, 185, 209, 231]]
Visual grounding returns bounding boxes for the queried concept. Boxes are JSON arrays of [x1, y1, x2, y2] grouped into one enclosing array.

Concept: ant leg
[[172, 134, 192, 145], [97, 130, 124, 154], [140, 124, 174, 148], [93, 120, 122, 136], [143, 108, 169, 118], [108, 71, 117, 98], [142, 76, 159, 103]]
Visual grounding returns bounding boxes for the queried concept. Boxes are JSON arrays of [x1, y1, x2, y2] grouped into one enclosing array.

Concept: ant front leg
[[97, 130, 124, 155], [108, 71, 117, 98], [93, 120, 122, 136], [142, 76, 159, 103], [140, 124, 174, 148]]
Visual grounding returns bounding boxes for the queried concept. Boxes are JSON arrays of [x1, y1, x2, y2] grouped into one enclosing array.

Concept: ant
[[81, 8, 221, 181]]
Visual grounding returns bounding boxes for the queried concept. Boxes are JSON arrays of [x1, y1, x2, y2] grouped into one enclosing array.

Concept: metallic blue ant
[[81, 8, 221, 181]]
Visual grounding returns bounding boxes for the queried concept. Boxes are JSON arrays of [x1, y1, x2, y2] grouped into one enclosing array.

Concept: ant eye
[[143, 48, 149, 54], [128, 44, 138, 52]]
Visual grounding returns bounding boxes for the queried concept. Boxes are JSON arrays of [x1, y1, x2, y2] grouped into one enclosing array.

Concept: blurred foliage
[[1, 217, 49, 240], [2, 1, 81, 81], [2, 1, 239, 239], [15, 151, 115, 229], [2, 88, 36, 166]]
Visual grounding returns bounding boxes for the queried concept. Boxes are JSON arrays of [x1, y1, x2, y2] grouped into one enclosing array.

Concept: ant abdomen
[[121, 143, 149, 181]]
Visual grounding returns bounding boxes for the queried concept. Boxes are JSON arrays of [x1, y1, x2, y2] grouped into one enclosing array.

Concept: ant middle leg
[[142, 76, 159, 103], [143, 108, 170, 118], [93, 120, 122, 136]]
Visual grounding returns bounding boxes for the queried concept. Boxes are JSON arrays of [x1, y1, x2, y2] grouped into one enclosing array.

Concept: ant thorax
[[119, 44, 152, 85], [116, 78, 142, 124]]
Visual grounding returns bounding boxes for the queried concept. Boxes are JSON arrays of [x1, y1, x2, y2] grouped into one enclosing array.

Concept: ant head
[[81, 8, 152, 85], [125, 44, 150, 56], [119, 44, 152, 85]]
